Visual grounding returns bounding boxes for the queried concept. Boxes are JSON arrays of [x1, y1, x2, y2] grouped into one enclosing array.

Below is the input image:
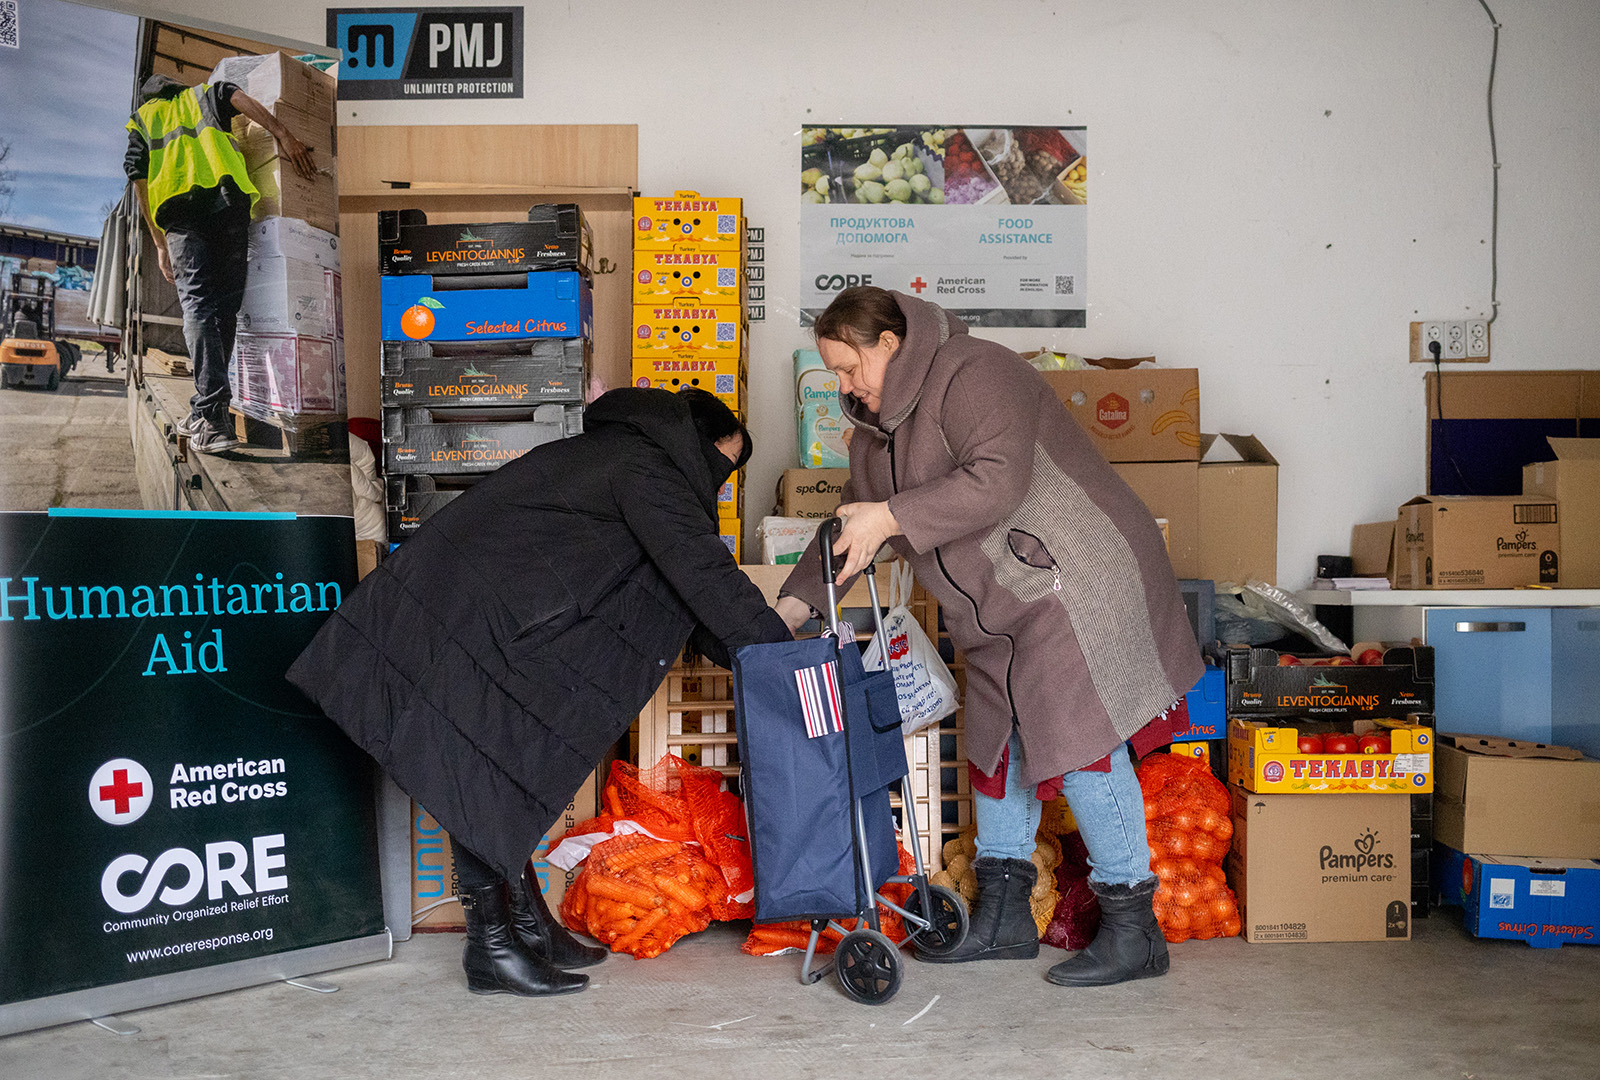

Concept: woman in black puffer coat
[[288, 388, 790, 997]]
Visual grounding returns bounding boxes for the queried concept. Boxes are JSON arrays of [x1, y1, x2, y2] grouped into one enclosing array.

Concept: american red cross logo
[[88, 758, 154, 825], [910, 277, 928, 294], [100, 769, 143, 814]]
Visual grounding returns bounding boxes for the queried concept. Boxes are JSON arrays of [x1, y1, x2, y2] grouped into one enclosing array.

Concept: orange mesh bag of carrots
[[1136, 752, 1240, 942], [553, 756, 758, 956], [558, 833, 724, 959], [742, 845, 917, 955]]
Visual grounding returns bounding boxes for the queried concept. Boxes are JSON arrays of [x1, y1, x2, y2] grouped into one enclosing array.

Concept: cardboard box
[[1424, 370, 1600, 496], [1229, 716, 1435, 795], [381, 404, 583, 475], [1111, 461, 1198, 577], [630, 358, 745, 417], [1433, 735, 1600, 859], [794, 349, 849, 468], [385, 474, 478, 540], [1392, 495, 1560, 589], [246, 217, 340, 269], [718, 525, 741, 563], [239, 256, 339, 338], [631, 304, 746, 367], [228, 333, 340, 416], [778, 468, 850, 520], [236, 103, 339, 237], [380, 271, 592, 343], [378, 204, 593, 276], [1351, 521, 1396, 577], [355, 539, 382, 581], [633, 192, 743, 250], [1436, 846, 1600, 948], [1040, 366, 1201, 462], [1226, 788, 1412, 942], [1224, 644, 1434, 719], [212, 51, 336, 117], [1198, 433, 1279, 585], [717, 472, 741, 519], [633, 248, 744, 305], [1523, 437, 1600, 588], [381, 338, 589, 407]]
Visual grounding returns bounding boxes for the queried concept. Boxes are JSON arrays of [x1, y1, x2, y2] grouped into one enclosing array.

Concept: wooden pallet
[[142, 348, 191, 377], [230, 407, 347, 460]]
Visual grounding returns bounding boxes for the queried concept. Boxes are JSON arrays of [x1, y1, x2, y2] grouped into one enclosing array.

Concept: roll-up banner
[[0, 509, 387, 1037]]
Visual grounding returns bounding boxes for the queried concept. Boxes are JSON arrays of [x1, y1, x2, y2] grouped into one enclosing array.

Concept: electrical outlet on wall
[[1410, 319, 1488, 363], [1465, 319, 1490, 359]]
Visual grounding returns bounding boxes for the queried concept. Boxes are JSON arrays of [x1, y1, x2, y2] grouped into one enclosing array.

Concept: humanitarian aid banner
[[0, 510, 384, 1030], [799, 126, 1087, 327]]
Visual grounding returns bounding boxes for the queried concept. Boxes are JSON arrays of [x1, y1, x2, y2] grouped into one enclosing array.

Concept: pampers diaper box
[[794, 349, 850, 468]]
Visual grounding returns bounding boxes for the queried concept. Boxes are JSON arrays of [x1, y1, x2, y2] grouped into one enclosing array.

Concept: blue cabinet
[[1428, 607, 1600, 757]]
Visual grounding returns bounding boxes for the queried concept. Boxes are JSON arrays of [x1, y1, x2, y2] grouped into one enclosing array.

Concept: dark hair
[[812, 286, 907, 351], [679, 387, 753, 470]]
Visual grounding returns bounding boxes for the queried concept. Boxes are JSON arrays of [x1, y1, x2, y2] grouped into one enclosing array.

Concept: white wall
[[117, 0, 1600, 586]]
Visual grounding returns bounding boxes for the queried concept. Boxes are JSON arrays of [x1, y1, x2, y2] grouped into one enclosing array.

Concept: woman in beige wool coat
[[777, 287, 1203, 986]]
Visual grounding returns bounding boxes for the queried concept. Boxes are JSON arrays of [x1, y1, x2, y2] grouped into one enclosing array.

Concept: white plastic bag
[[861, 561, 960, 734]]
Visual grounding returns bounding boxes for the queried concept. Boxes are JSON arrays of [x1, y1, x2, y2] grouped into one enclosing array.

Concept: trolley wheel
[[904, 884, 969, 958], [835, 928, 902, 1005]]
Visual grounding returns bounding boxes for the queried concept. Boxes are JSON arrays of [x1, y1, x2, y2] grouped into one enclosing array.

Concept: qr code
[[715, 374, 735, 394], [717, 267, 738, 287], [717, 214, 737, 235], [716, 322, 736, 341], [0, 1, 19, 48], [1054, 275, 1075, 296]]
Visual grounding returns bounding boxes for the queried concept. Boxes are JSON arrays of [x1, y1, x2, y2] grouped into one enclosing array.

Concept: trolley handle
[[818, 516, 844, 637], [816, 515, 891, 656]]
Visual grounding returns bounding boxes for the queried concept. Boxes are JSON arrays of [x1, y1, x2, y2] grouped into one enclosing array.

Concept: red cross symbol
[[99, 769, 144, 815], [910, 277, 928, 294]]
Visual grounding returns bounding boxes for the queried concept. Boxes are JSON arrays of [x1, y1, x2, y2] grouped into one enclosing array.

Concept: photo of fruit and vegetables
[[800, 126, 1086, 206]]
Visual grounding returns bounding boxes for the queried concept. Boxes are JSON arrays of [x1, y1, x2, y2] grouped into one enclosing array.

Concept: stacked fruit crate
[[376, 205, 594, 542], [631, 191, 748, 559]]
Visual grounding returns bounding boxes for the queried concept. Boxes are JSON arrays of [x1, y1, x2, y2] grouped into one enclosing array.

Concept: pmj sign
[[328, 7, 522, 99]]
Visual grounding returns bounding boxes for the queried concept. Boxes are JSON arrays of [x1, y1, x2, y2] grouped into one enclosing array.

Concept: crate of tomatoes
[[1224, 642, 1434, 720], [1228, 715, 1435, 795]]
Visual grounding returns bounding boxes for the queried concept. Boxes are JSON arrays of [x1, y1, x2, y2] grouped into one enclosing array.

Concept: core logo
[[814, 273, 873, 292], [89, 758, 153, 826], [1096, 392, 1129, 430], [102, 834, 288, 914]]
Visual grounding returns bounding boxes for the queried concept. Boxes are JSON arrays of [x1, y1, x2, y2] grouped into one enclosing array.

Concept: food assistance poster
[[800, 126, 1087, 327], [0, 510, 384, 1029]]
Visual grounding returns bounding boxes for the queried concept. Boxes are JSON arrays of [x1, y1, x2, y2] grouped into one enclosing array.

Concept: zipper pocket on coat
[[1006, 529, 1062, 594]]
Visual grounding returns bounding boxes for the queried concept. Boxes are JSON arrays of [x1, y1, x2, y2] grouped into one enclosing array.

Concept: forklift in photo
[[1, 272, 80, 390]]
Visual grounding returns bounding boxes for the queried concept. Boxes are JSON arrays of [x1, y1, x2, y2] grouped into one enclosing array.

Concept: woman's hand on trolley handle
[[831, 501, 901, 583]]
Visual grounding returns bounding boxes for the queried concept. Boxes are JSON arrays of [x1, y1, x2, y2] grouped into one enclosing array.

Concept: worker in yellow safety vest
[[125, 74, 317, 453]]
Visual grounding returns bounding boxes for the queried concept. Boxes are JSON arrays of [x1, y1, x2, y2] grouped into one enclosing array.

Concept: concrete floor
[[3, 915, 1597, 1080], [0, 353, 141, 512]]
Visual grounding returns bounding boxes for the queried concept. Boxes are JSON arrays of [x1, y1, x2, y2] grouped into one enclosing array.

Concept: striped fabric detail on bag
[[795, 661, 844, 739]]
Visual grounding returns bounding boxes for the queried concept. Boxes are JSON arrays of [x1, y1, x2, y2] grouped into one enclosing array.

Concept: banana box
[[717, 472, 741, 519], [631, 304, 746, 368], [634, 192, 743, 250], [631, 360, 745, 419], [633, 247, 745, 306]]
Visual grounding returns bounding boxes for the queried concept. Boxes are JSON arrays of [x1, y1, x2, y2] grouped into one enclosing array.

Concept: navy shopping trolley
[[731, 517, 968, 1004]]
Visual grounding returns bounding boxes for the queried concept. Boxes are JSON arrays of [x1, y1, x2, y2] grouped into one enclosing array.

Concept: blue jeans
[[973, 731, 1152, 887]]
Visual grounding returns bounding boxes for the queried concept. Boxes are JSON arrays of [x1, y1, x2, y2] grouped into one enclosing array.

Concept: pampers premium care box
[[1226, 789, 1412, 943], [1392, 495, 1559, 589]]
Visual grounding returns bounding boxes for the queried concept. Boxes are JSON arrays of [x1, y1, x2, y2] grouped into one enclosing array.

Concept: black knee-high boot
[[460, 881, 588, 997], [508, 866, 607, 969]]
